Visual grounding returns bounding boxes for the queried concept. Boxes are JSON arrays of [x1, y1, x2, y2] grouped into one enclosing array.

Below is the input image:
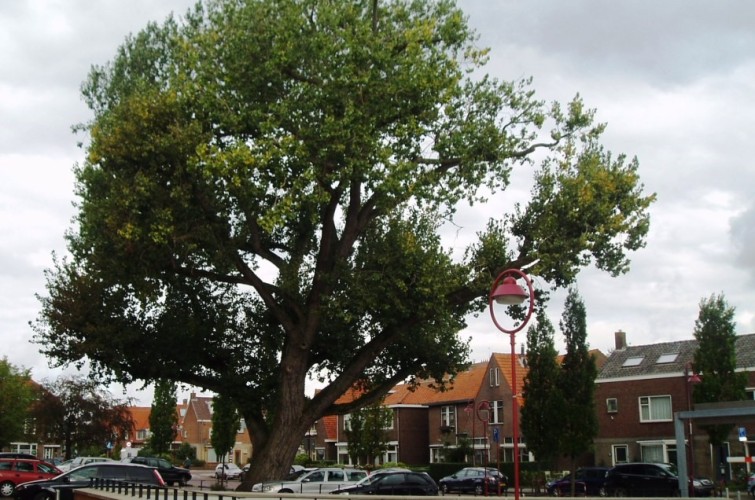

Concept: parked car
[[57, 457, 113, 472], [334, 470, 438, 496], [251, 467, 367, 493], [13, 462, 165, 500], [546, 467, 609, 496], [0, 453, 37, 460], [439, 467, 506, 495], [747, 472, 754, 497], [604, 462, 714, 497], [125, 457, 191, 486], [0, 458, 61, 497], [215, 463, 243, 479]]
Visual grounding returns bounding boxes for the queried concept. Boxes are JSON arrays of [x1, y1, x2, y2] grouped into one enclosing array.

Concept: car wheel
[[33, 492, 54, 500], [0, 482, 15, 497], [599, 487, 607, 497], [441, 484, 449, 494], [614, 488, 628, 497], [474, 483, 484, 496]]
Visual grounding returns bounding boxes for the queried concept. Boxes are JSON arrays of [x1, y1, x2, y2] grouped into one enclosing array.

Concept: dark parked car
[[335, 471, 438, 496], [0, 459, 60, 497], [13, 462, 165, 500], [126, 457, 191, 486], [439, 467, 506, 495], [546, 467, 609, 496], [604, 462, 714, 497], [0, 453, 38, 460]]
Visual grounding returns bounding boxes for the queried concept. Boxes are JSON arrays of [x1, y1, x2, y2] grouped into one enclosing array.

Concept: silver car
[[252, 467, 367, 493]]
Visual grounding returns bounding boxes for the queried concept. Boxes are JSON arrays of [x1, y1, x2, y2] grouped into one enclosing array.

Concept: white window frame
[[606, 398, 618, 413], [441, 406, 456, 428], [490, 400, 504, 424], [612, 444, 628, 465], [489, 368, 500, 387], [639, 395, 672, 422]]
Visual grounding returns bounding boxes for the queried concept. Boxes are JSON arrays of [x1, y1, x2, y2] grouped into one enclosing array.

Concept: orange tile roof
[[322, 415, 338, 441], [493, 353, 527, 404], [129, 406, 152, 431]]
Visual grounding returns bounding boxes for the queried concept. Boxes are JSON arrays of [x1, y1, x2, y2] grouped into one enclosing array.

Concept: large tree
[[692, 293, 746, 448], [148, 379, 178, 455], [0, 358, 35, 449], [520, 310, 562, 468], [556, 288, 598, 496], [32, 0, 654, 486], [30, 375, 133, 459]]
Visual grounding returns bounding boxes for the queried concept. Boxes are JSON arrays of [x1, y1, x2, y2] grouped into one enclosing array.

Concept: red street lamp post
[[489, 269, 535, 500], [477, 400, 491, 495], [685, 362, 702, 496]]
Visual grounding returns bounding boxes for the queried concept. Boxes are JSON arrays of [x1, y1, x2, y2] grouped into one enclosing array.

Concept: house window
[[490, 368, 500, 387], [746, 388, 755, 400], [606, 398, 618, 413], [441, 406, 456, 428], [612, 444, 628, 464], [639, 395, 672, 422], [343, 414, 351, 430], [490, 400, 504, 424]]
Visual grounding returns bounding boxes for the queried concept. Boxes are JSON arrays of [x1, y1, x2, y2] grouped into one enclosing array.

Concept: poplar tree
[[692, 293, 746, 448], [212, 394, 241, 468], [148, 380, 178, 455], [556, 288, 597, 496], [521, 310, 562, 467]]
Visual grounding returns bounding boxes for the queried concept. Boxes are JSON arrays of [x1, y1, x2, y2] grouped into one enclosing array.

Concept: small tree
[[30, 375, 133, 459], [211, 394, 240, 467], [521, 310, 562, 468], [556, 288, 598, 496], [692, 294, 747, 455], [0, 358, 35, 449], [148, 379, 178, 455], [345, 402, 393, 467]]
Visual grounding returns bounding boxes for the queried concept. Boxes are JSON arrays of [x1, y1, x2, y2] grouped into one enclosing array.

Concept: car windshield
[[659, 463, 678, 477]]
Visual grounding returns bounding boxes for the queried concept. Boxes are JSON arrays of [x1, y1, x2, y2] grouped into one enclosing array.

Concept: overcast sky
[[2, 1, 754, 405]]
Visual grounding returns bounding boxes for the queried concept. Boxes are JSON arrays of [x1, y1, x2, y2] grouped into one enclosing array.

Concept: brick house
[[594, 331, 755, 480], [178, 393, 253, 465]]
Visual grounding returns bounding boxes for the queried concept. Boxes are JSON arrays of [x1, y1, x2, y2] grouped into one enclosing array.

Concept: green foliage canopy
[[32, 0, 654, 483], [345, 402, 393, 466], [0, 358, 35, 449]]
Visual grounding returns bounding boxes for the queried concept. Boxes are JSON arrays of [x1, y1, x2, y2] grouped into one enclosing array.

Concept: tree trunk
[[236, 418, 307, 491]]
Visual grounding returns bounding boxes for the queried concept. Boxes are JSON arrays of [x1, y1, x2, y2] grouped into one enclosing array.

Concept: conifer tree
[[212, 394, 241, 470]]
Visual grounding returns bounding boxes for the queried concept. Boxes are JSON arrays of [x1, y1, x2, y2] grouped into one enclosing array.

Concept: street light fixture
[[489, 268, 535, 500]]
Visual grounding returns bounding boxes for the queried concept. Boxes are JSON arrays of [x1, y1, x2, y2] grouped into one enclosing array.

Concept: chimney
[[615, 330, 627, 350]]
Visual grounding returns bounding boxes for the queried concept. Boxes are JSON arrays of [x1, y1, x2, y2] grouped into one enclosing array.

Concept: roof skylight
[[622, 356, 644, 367]]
